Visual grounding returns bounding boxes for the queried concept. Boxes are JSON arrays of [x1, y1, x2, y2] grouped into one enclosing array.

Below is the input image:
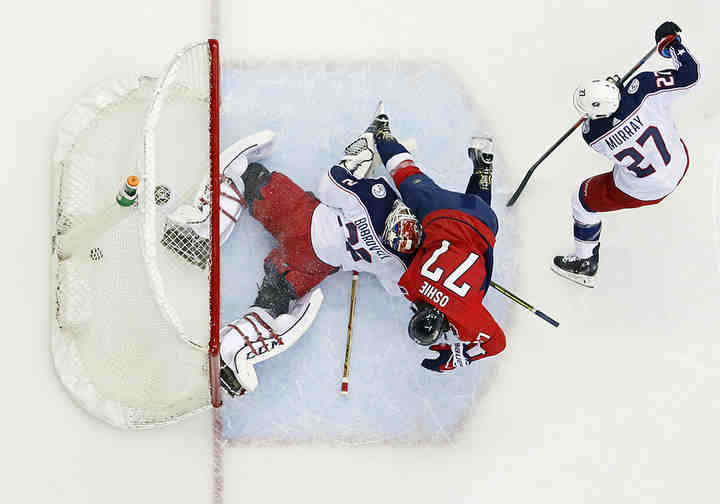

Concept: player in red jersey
[[367, 104, 506, 372]]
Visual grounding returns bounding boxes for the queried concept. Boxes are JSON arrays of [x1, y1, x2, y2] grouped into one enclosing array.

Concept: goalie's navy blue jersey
[[311, 165, 414, 296], [325, 165, 414, 267]]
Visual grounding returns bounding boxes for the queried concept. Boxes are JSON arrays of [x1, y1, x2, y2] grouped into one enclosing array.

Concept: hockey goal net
[[51, 40, 221, 428]]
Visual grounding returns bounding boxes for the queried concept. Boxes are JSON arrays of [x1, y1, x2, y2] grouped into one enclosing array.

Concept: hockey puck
[[89, 247, 103, 261], [154, 184, 172, 206]]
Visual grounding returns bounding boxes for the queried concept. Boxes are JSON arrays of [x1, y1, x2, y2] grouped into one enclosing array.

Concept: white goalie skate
[[219, 288, 324, 395], [162, 130, 275, 267]]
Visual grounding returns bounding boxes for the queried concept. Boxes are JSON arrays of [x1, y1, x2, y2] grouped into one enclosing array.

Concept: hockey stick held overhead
[[619, 35, 675, 84], [505, 35, 677, 207]]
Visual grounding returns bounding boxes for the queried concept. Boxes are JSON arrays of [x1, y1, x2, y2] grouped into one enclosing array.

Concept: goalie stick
[[340, 271, 359, 395], [505, 34, 678, 207]]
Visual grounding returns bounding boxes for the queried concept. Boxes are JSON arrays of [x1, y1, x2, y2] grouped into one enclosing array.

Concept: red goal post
[[208, 38, 221, 408]]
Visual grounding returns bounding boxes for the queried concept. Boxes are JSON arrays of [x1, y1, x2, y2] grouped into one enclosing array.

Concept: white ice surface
[[6, 1, 720, 503], [219, 63, 515, 442]]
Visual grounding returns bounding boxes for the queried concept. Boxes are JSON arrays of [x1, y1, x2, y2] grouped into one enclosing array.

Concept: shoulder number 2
[[420, 240, 479, 297], [654, 70, 675, 88]]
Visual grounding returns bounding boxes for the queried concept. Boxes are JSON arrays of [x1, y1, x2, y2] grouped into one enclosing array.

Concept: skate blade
[[469, 136, 494, 165], [470, 135, 493, 153], [374, 100, 385, 117], [550, 264, 596, 288]]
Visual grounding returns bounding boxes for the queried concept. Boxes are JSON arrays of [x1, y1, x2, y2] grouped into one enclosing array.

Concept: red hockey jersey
[[398, 208, 505, 357]]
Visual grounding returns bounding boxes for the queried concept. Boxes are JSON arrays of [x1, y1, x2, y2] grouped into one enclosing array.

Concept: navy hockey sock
[[465, 174, 491, 206], [573, 221, 601, 258], [376, 137, 410, 166]]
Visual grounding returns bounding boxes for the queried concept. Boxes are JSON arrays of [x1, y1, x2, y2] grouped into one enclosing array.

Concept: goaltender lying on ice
[[185, 104, 508, 398]]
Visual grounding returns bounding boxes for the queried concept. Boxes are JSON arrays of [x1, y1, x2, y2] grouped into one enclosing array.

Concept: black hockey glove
[[655, 22, 682, 57], [655, 21, 681, 43]]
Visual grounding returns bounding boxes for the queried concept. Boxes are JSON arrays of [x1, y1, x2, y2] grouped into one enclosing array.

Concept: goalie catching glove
[[162, 130, 276, 268], [219, 288, 324, 396]]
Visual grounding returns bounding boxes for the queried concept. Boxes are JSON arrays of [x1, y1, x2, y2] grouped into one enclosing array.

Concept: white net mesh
[[141, 42, 215, 351], [51, 42, 216, 428]]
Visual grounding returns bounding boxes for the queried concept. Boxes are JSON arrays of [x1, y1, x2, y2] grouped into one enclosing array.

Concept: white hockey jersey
[[310, 165, 413, 296], [582, 42, 700, 200]]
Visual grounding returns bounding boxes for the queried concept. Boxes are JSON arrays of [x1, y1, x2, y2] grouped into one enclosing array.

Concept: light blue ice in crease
[[219, 62, 516, 442]]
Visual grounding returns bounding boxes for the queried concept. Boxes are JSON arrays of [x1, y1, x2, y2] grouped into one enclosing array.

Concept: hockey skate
[[468, 135, 494, 191], [551, 244, 599, 288], [365, 101, 394, 141], [219, 355, 247, 397]]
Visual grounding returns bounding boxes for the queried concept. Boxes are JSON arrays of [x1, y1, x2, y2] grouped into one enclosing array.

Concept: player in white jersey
[[312, 153, 419, 296], [215, 123, 421, 397], [552, 22, 699, 287]]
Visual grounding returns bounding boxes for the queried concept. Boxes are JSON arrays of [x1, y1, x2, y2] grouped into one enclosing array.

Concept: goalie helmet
[[408, 302, 449, 346], [572, 79, 621, 119], [382, 199, 421, 253]]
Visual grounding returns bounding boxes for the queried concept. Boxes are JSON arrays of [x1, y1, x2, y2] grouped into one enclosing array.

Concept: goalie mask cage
[[51, 40, 221, 429]]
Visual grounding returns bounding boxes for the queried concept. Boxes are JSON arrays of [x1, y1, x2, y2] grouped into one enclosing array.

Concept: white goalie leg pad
[[168, 130, 275, 243], [219, 154, 248, 246], [161, 131, 276, 268], [219, 288, 324, 392], [218, 130, 276, 244], [220, 129, 275, 169]]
